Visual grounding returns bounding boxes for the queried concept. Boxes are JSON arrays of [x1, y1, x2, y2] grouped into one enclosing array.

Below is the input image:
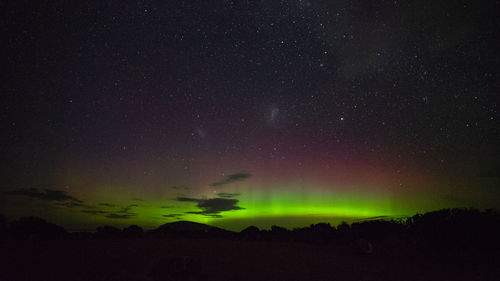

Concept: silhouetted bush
[[310, 222, 335, 232], [122, 224, 144, 238], [337, 221, 350, 232], [230, 209, 500, 251], [335, 221, 352, 242], [240, 225, 260, 240], [95, 225, 121, 239], [268, 225, 290, 241], [291, 223, 337, 243], [9, 217, 67, 239], [271, 225, 287, 233], [406, 208, 500, 253]]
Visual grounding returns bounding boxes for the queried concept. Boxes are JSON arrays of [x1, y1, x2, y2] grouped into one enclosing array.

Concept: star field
[[1, 0, 499, 230]]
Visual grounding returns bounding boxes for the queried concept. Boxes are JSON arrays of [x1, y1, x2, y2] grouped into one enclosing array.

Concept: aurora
[[1, 0, 498, 232]]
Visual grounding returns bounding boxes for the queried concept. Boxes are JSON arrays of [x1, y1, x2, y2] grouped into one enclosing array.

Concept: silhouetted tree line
[[239, 208, 500, 255], [1, 208, 499, 254]]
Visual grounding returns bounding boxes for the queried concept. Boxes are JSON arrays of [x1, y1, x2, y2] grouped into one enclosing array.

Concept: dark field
[[1, 237, 498, 281]]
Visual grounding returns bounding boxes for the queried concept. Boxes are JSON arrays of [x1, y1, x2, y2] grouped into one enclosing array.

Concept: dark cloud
[[4, 188, 82, 202], [185, 212, 223, 218], [99, 203, 115, 207], [176, 197, 199, 203], [210, 172, 251, 187], [169, 185, 189, 190], [81, 210, 107, 215], [53, 201, 89, 208], [196, 198, 243, 214], [105, 213, 136, 219], [217, 192, 240, 198], [176, 197, 243, 216], [162, 214, 183, 218], [97, 203, 140, 219], [117, 204, 139, 214], [360, 216, 392, 221], [118, 208, 132, 214]]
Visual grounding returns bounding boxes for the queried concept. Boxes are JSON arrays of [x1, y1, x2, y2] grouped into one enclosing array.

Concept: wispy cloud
[[4, 188, 82, 202], [81, 210, 107, 215], [105, 213, 136, 219], [210, 172, 251, 187], [53, 201, 89, 208], [169, 185, 189, 190], [217, 192, 240, 198], [185, 211, 223, 218], [162, 214, 183, 218], [117, 204, 139, 214], [99, 203, 115, 207], [102, 203, 140, 219]]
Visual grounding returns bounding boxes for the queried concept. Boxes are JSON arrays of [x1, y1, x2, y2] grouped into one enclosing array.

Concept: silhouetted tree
[[310, 222, 337, 243], [310, 222, 334, 231], [406, 208, 500, 253], [337, 221, 350, 232], [269, 225, 290, 241], [95, 225, 121, 239], [122, 224, 144, 238], [350, 220, 403, 242], [271, 225, 287, 233]]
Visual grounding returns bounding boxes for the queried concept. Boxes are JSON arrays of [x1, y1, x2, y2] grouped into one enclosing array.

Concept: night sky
[[2, 0, 499, 231]]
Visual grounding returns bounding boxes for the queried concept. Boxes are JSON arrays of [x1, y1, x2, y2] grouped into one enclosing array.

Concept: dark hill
[[10, 216, 67, 239], [154, 221, 232, 235]]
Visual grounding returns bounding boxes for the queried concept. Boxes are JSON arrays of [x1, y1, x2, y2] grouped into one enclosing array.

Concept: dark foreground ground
[[1, 237, 498, 281]]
